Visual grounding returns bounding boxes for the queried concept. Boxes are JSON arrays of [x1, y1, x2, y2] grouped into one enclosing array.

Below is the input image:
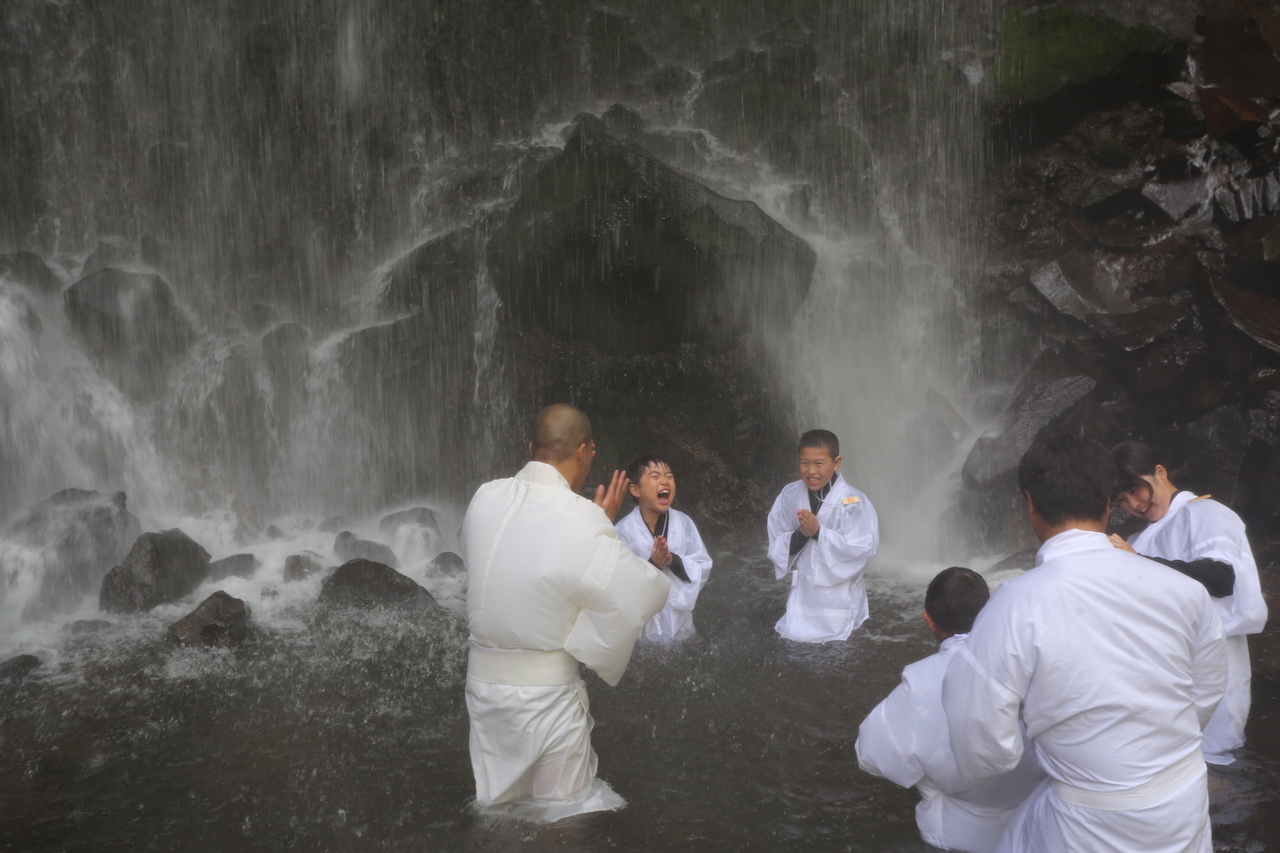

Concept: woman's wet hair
[[1018, 433, 1117, 525], [1112, 440, 1185, 493], [925, 567, 989, 635]]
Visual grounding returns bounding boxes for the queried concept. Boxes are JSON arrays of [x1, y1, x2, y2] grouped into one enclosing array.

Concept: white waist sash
[[1051, 749, 1205, 811], [467, 645, 580, 686]]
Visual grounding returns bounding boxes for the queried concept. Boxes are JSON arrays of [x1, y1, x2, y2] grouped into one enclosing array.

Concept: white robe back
[[615, 506, 713, 643], [943, 529, 1226, 853], [857, 634, 1044, 853]]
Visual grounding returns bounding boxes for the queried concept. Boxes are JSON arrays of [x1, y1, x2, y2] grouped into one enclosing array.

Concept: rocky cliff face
[[967, 1, 1280, 555]]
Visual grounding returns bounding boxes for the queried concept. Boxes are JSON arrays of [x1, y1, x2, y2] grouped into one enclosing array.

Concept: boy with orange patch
[[615, 455, 713, 643], [767, 429, 879, 642]]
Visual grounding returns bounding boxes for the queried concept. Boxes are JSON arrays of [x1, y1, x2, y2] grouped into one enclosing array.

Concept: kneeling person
[[616, 455, 713, 643], [857, 567, 1043, 852]]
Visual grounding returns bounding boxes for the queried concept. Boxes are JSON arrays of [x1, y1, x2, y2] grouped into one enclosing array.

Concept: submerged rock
[[3, 489, 141, 620], [378, 507, 440, 537], [63, 269, 195, 401], [99, 529, 211, 614], [283, 553, 323, 582], [334, 532, 399, 568], [487, 115, 816, 353], [428, 551, 466, 577], [0, 654, 40, 681], [318, 559, 437, 610], [0, 251, 59, 293], [168, 591, 251, 647], [318, 515, 346, 533], [208, 553, 260, 582]]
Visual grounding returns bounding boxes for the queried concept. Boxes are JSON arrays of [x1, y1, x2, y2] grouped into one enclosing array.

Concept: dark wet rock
[[1123, 333, 1211, 394], [0, 654, 40, 681], [1200, 2, 1280, 98], [647, 65, 695, 99], [1029, 259, 1101, 320], [962, 352, 1098, 488], [1088, 299, 1190, 352], [68, 620, 111, 635], [428, 551, 466, 577], [995, 8, 1165, 102], [1207, 271, 1280, 354], [0, 251, 59, 293], [1197, 87, 1269, 139], [334, 532, 398, 569], [990, 549, 1037, 574], [587, 9, 655, 95], [99, 529, 211, 614], [208, 553, 260, 582], [318, 515, 346, 533], [2, 489, 141, 620], [374, 228, 478, 319], [283, 553, 323, 582], [63, 269, 196, 401], [318, 559, 437, 610], [168, 591, 251, 647], [378, 507, 440, 536], [1142, 178, 1209, 221], [692, 42, 827, 150], [1181, 406, 1252, 506], [487, 115, 817, 353], [601, 103, 646, 138], [265, 524, 285, 541], [1071, 167, 1147, 210], [80, 239, 139, 277]]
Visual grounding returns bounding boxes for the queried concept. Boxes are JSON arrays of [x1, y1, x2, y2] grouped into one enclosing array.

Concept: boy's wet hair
[[798, 429, 840, 459], [627, 454, 671, 485], [925, 567, 988, 635], [1018, 433, 1117, 525]]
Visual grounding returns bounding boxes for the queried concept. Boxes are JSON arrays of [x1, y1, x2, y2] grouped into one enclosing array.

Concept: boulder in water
[[318, 515, 346, 533], [0, 252, 59, 293], [265, 525, 285, 541], [428, 551, 466, 577], [168, 591, 251, 647], [334, 532, 398, 568], [208, 553, 260, 582], [283, 553, 323, 582], [378, 507, 440, 537], [318, 559, 436, 610], [0, 654, 40, 681], [62, 269, 195, 401], [3, 489, 141, 620], [487, 114, 816, 353], [99, 529, 211, 614]]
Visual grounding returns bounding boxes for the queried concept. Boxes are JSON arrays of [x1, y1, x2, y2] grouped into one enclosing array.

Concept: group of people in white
[[459, 404, 1267, 852]]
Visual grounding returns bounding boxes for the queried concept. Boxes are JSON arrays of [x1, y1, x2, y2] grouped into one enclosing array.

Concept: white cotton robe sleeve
[[1188, 510, 1268, 637], [667, 512, 712, 612], [941, 600, 1030, 784], [767, 487, 801, 581], [563, 536, 671, 686], [808, 497, 878, 588], [856, 678, 925, 789]]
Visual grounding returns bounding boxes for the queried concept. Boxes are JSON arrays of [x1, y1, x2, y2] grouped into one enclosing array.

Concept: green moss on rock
[[997, 7, 1164, 101]]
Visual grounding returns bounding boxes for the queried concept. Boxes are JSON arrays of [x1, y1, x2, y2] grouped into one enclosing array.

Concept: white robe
[[857, 634, 1045, 853], [767, 476, 878, 642], [1129, 491, 1268, 764], [942, 529, 1227, 853], [462, 461, 670, 819], [615, 506, 713, 643]]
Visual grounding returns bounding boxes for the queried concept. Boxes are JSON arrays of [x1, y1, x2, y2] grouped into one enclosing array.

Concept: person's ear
[[629, 482, 641, 498], [922, 610, 936, 632], [1024, 490, 1037, 518], [1155, 464, 1169, 484], [832, 454, 842, 470], [528, 441, 535, 459]]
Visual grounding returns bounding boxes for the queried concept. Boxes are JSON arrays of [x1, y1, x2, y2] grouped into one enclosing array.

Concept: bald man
[[461, 405, 671, 820]]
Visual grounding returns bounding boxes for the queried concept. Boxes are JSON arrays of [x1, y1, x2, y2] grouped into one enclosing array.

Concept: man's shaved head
[[530, 404, 593, 463]]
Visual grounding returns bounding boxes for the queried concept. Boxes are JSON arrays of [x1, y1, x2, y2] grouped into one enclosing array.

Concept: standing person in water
[[461, 405, 670, 820], [857, 567, 1044, 853], [615, 455, 713, 644], [943, 434, 1226, 853], [766, 429, 879, 642], [1110, 440, 1268, 766]]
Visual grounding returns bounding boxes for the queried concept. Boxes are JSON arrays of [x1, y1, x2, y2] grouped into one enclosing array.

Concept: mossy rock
[[997, 7, 1165, 102]]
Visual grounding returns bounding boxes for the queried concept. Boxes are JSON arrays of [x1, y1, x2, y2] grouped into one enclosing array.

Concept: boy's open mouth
[[657, 488, 671, 501]]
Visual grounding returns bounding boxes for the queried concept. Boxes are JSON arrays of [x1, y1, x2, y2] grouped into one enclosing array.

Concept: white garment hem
[[477, 778, 626, 823]]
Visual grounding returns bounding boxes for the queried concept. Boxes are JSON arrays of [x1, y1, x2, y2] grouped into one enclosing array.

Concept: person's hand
[[797, 508, 820, 537], [594, 469, 630, 522], [1108, 533, 1137, 554], [650, 536, 672, 567]]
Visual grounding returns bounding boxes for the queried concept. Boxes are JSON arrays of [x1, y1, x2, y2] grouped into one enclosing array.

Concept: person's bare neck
[[1034, 515, 1108, 542]]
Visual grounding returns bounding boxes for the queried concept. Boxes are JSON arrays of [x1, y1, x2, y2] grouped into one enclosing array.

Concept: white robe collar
[[938, 633, 968, 653], [1140, 490, 1196, 538], [515, 460, 571, 490], [1034, 527, 1112, 567]]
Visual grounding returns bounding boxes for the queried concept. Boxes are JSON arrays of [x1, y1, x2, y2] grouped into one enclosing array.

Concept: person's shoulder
[[669, 507, 702, 529], [900, 646, 949, 685], [1183, 496, 1246, 532]]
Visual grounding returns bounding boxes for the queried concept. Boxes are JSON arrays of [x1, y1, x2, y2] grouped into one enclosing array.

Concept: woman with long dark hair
[[1111, 440, 1268, 765]]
